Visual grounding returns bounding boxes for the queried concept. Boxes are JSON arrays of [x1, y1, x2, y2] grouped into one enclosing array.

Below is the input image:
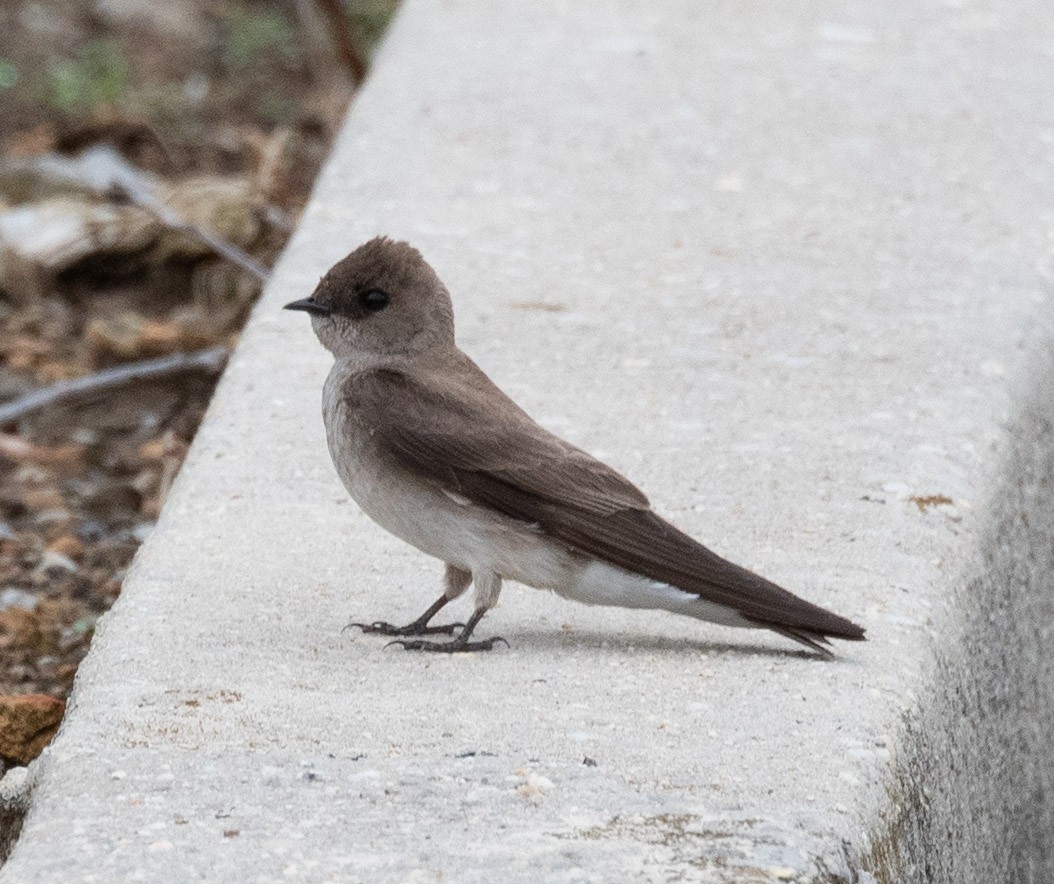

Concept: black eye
[[360, 289, 390, 312]]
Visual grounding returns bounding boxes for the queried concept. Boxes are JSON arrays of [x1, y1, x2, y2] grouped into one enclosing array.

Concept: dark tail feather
[[761, 624, 853, 658], [567, 509, 867, 650]]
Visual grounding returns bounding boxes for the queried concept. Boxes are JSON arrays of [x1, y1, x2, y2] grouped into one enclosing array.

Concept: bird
[[284, 237, 865, 657]]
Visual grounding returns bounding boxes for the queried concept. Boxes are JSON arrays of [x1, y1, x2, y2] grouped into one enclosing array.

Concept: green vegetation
[[348, 1, 401, 52], [48, 40, 129, 111], [0, 59, 18, 90], [222, 5, 296, 69]]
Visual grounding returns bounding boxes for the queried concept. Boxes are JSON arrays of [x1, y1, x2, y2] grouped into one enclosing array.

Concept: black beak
[[284, 297, 331, 316]]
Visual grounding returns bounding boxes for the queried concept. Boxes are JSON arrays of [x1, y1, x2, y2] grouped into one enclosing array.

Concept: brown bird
[[285, 238, 865, 656]]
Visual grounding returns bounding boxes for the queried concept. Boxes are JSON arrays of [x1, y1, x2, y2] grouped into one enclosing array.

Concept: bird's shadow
[[481, 625, 834, 662]]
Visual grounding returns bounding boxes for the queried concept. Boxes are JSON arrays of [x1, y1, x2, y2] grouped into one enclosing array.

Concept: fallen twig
[[4, 146, 272, 284], [251, 127, 293, 204], [110, 183, 270, 283], [313, 0, 368, 84], [260, 204, 296, 233], [0, 347, 229, 428]]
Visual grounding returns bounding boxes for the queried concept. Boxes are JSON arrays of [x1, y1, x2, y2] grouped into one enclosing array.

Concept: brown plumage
[[286, 237, 865, 655]]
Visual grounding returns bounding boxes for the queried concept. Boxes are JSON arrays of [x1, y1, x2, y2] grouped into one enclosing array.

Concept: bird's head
[[285, 237, 455, 357]]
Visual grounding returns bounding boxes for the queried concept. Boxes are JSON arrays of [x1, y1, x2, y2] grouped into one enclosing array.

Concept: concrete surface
[[4, 0, 1054, 880]]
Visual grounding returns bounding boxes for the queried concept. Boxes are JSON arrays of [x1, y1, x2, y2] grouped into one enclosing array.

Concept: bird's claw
[[344, 620, 465, 636], [385, 636, 509, 653]]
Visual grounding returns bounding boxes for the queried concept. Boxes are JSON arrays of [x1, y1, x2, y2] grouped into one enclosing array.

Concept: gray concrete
[[5, 0, 1054, 880]]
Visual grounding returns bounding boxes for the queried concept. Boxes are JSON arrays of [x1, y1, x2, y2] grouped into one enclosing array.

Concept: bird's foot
[[386, 635, 509, 653], [345, 620, 464, 637]]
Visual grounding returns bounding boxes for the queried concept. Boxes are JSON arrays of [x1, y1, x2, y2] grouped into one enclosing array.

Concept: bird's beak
[[284, 297, 331, 316]]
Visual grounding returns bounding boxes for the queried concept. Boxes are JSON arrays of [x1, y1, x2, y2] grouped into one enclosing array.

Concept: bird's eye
[[360, 289, 390, 312]]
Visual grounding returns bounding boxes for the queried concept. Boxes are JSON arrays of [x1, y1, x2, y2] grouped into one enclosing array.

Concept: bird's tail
[[561, 555, 864, 656]]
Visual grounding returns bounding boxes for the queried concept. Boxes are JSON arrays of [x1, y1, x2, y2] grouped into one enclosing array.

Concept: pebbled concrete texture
[[4, 0, 1054, 881]]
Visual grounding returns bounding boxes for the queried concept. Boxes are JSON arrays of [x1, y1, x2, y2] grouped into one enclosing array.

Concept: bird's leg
[[347, 593, 462, 636], [347, 564, 472, 637], [386, 606, 508, 653], [388, 571, 506, 652]]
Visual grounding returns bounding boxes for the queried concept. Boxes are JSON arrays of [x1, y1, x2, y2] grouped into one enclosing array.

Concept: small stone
[[85, 312, 146, 359], [36, 550, 77, 574], [0, 765, 30, 807], [31, 508, 72, 527], [0, 609, 44, 650], [47, 535, 84, 560], [0, 587, 38, 612], [137, 321, 185, 356], [0, 694, 65, 764], [139, 437, 171, 461], [21, 487, 64, 513]]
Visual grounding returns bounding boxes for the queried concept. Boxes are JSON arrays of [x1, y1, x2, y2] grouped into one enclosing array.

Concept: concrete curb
[[4, 0, 1054, 880]]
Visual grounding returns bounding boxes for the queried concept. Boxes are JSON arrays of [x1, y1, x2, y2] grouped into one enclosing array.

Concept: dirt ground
[[0, 0, 395, 755]]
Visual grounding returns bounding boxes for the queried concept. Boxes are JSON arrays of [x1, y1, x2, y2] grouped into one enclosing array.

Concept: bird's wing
[[346, 364, 864, 642], [345, 363, 650, 514]]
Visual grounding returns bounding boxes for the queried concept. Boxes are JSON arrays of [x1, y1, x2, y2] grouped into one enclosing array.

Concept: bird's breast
[[321, 365, 465, 558]]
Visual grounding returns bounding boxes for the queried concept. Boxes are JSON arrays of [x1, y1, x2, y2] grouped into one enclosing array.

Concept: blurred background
[[0, 0, 397, 762]]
